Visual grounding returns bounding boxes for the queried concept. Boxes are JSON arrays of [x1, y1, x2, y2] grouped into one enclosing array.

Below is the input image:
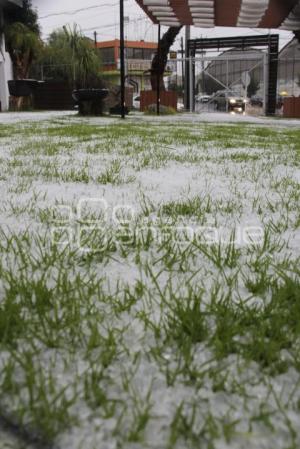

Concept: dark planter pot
[[72, 88, 109, 103], [72, 89, 109, 116], [8, 79, 44, 97]]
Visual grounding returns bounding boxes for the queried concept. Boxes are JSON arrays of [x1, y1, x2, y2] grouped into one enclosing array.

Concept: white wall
[[0, 8, 14, 112], [0, 36, 14, 111]]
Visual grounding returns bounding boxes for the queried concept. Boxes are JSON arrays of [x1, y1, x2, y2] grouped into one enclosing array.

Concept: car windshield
[[228, 92, 241, 97], [213, 91, 242, 98]]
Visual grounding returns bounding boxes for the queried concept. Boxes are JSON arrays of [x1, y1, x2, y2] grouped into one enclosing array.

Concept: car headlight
[[229, 99, 236, 104]]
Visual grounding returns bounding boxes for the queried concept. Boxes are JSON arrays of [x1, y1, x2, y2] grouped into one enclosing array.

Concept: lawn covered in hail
[[0, 113, 299, 449]]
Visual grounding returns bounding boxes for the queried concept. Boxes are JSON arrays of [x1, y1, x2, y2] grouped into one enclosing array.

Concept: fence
[[33, 81, 73, 111], [29, 55, 300, 115], [162, 53, 300, 116], [140, 90, 178, 111]]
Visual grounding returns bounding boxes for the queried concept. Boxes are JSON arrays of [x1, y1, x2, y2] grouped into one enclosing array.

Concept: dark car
[[213, 90, 247, 112], [195, 94, 211, 103]]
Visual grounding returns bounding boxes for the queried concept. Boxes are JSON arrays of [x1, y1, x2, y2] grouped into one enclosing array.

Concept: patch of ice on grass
[[0, 110, 77, 124], [1, 113, 300, 449], [127, 111, 300, 129]]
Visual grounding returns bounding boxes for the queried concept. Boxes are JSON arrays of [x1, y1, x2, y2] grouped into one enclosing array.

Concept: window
[[126, 48, 134, 58], [133, 48, 143, 59], [143, 48, 155, 60], [99, 48, 115, 65], [125, 47, 156, 60]]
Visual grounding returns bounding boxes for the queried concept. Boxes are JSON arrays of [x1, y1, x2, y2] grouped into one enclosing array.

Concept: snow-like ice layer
[[1, 110, 300, 127], [0, 112, 299, 449], [0, 110, 77, 124], [129, 111, 300, 128]]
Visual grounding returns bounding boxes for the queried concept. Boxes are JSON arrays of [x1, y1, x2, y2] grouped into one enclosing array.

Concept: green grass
[[0, 116, 299, 449]]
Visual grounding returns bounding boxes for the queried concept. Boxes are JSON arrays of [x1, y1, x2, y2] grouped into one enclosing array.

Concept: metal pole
[[157, 24, 161, 116], [189, 57, 193, 112], [263, 52, 268, 116], [120, 0, 126, 119], [226, 59, 229, 113], [185, 26, 191, 110], [292, 48, 295, 97], [181, 37, 185, 100]]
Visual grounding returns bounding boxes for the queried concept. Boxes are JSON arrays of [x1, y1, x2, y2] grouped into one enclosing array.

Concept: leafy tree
[[3, 0, 41, 109], [36, 25, 102, 88], [4, 0, 41, 79], [4, 0, 40, 34], [5, 22, 41, 80], [151, 27, 182, 91]]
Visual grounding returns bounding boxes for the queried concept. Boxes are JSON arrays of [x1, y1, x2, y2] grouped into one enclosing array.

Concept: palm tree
[[62, 24, 101, 88], [4, 22, 41, 109], [4, 0, 41, 110], [5, 22, 41, 80]]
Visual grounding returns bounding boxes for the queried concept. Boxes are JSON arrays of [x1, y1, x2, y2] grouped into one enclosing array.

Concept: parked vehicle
[[196, 94, 211, 103], [177, 99, 185, 111], [213, 90, 247, 112], [133, 95, 140, 110]]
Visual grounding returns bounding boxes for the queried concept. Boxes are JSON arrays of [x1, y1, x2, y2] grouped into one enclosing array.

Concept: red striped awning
[[135, 0, 300, 30]]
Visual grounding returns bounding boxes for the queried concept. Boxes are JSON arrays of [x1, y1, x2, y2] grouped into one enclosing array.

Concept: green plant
[[34, 24, 102, 88]]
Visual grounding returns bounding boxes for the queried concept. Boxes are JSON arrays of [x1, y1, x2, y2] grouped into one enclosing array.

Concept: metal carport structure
[[118, 0, 300, 117], [134, 0, 300, 30]]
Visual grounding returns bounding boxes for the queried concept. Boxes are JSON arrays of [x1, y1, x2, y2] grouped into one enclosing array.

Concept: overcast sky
[[32, 0, 293, 50]]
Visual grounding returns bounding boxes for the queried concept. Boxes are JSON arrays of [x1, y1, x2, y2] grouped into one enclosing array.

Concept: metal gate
[[165, 52, 268, 116], [188, 35, 279, 115], [190, 53, 267, 115]]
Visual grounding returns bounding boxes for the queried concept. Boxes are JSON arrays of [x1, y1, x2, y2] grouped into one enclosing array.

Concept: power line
[[80, 16, 146, 33], [43, 16, 149, 39], [40, 2, 122, 19]]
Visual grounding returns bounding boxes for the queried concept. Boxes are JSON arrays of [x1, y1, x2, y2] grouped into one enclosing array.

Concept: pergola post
[[189, 56, 193, 112], [120, 0, 126, 119], [156, 24, 161, 116]]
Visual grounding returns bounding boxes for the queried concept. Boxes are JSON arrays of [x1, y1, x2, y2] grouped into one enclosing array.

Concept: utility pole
[[94, 31, 97, 48], [120, 0, 126, 119], [184, 26, 190, 110], [124, 17, 130, 79]]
